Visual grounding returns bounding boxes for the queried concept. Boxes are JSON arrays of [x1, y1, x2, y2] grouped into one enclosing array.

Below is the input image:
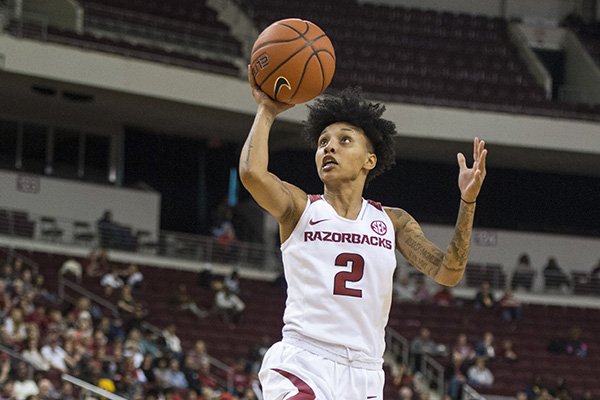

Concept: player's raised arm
[[239, 65, 307, 224], [386, 138, 487, 286]]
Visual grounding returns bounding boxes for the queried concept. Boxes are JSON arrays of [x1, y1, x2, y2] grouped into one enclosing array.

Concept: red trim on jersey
[[367, 199, 383, 211], [308, 194, 322, 204], [272, 368, 316, 399]]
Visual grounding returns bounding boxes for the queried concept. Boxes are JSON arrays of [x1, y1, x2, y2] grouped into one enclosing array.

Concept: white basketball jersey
[[280, 195, 397, 365]]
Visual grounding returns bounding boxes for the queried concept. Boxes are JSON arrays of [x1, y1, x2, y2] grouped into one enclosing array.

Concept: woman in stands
[[239, 65, 488, 399]]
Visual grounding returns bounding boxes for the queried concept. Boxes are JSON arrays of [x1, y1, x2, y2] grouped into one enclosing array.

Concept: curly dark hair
[[303, 87, 397, 183]]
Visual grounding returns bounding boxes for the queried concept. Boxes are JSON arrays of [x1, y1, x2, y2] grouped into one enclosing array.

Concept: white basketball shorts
[[258, 341, 384, 400]]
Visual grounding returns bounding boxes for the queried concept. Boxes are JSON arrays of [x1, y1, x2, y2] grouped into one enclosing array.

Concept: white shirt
[[101, 273, 123, 288], [215, 291, 245, 311], [281, 195, 397, 367], [13, 380, 39, 400], [41, 344, 67, 371]]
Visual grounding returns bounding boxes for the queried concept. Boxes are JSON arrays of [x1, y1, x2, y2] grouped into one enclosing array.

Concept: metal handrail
[[62, 374, 127, 400], [386, 326, 410, 365], [463, 384, 487, 400], [58, 276, 120, 316], [423, 354, 446, 398]]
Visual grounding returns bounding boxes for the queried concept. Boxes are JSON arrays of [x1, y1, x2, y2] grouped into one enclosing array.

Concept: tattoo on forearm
[[403, 236, 443, 277], [443, 202, 475, 272]]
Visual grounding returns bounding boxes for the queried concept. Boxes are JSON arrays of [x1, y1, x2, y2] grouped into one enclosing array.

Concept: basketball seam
[[279, 21, 311, 36], [290, 53, 315, 101], [256, 34, 327, 88], [252, 37, 305, 54]]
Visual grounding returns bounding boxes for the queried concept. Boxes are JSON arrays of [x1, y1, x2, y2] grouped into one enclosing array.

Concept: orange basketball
[[250, 18, 336, 104]]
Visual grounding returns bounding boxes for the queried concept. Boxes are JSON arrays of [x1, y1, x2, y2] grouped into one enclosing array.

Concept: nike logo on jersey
[[367, 396, 377, 399], [308, 218, 330, 225]]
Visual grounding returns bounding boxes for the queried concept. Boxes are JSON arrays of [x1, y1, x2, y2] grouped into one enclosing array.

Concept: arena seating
[[245, 0, 600, 120], [24, 250, 598, 399]]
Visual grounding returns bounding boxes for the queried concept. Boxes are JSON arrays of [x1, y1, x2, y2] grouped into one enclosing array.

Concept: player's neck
[[322, 185, 364, 220]]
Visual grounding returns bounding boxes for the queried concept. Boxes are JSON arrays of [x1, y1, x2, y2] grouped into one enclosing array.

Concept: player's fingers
[[479, 149, 488, 175], [457, 153, 467, 170], [473, 137, 479, 162], [247, 64, 258, 89]]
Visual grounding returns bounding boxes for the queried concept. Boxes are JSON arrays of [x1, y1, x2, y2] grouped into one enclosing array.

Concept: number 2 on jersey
[[333, 253, 364, 298]]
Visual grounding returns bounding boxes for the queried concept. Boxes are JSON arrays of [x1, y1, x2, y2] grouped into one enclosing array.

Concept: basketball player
[[240, 65, 487, 400]]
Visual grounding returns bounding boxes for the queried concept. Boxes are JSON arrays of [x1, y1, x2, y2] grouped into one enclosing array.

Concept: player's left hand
[[457, 137, 488, 203]]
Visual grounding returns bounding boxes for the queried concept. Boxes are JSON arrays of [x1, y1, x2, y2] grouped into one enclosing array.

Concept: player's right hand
[[248, 64, 294, 117]]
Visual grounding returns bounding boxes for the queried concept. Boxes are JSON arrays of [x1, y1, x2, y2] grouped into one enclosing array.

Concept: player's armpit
[[386, 207, 444, 282]]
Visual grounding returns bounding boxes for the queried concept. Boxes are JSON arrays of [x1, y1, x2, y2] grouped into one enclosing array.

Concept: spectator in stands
[[182, 354, 203, 394], [171, 284, 208, 319], [12, 361, 39, 400], [3, 307, 27, 346], [543, 257, 571, 292], [124, 264, 144, 290], [224, 269, 241, 294], [85, 248, 109, 278], [511, 253, 535, 291], [21, 337, 50, 371], [37, 378, 61, 400], [162, 324, 183, 357], [164, 359, 188, 389], [500, 339, 519, 363], [445, 353, 468, 400], [117, 285, 140, 316], [475, 331, 496, 360], [391, 362, 414, 388], [214, 283, 246, 328], [498, 288, 522, 321], [452, 333, 475, 362], [41, 334, 68, 372], [549, 376, 572, 400], [547, 326, 588, 358], [59, 259, 82, 283], [393, 273, 415, 302], [432, 284, 454, 307], [467, 357, 494, 388], [100, 269, 124, 298], [410, 328, 444, 371], [474, 281, 495, 311], [153, 357, 170, 389]]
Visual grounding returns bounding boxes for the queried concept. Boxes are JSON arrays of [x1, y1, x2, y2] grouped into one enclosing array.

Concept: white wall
[[1, 35, 599, 156], [0, 170, 160, 236], [419, 223, 599, 278]]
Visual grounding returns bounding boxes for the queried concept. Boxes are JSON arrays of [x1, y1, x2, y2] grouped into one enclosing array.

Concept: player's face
[[315, 122, 376, 184]]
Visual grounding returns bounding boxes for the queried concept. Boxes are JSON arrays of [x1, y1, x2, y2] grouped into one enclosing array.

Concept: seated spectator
[[41, 334, 68, 372], [117, 286, 141, 316], [452, 333, 475, 362], [214, 284, 246, 327], [224, 269, 241, 294], [445, 353, 468, 400], [124, 264, 144, 289], [432, 285, 454, 307], [474, 281, 495, 311], [549, 376, 572, 400], [547, 326, 588, 358], [21, 337, 50, 371], [475, 332, 496, 360], [37, 378, 61, 400], [467, 357, 494, 388], [498, 289, 522, 321], [162, 324, 183, 357], [393, 273, 415, 302], [12, 361, 39, 400], [247, 335, 271, 374], [85, 248, 109, 278], [543, 257, 570, 292], [511, 253, 535, 291], [410, 327, 445, 371], [182, 354, 203, 394], [391, 362, 414, 388], [171, 284, 208, 319], [59, 259, 82, 283], [164, 359, 188, 389], [100, 269, 124, 298], [501, 339, 519, 363], [3, 307, 27, 347]]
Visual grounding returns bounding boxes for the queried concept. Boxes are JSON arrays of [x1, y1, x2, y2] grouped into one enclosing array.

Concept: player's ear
[[364, 152, 377, 171]]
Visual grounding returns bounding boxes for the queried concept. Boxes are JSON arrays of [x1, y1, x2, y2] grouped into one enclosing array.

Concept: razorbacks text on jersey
[[280, 195, 397, 369]]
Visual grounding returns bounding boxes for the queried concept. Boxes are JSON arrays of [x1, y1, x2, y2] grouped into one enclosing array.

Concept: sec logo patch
[[371, 220, 387, 235]]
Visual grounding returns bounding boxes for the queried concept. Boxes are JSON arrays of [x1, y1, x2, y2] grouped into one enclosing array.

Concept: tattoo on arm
[[443, 202, 476, 272]]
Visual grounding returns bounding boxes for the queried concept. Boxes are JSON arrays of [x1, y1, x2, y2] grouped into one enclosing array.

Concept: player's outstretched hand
[[457, 137, 488, 203], [248, 64, 294, 117]]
